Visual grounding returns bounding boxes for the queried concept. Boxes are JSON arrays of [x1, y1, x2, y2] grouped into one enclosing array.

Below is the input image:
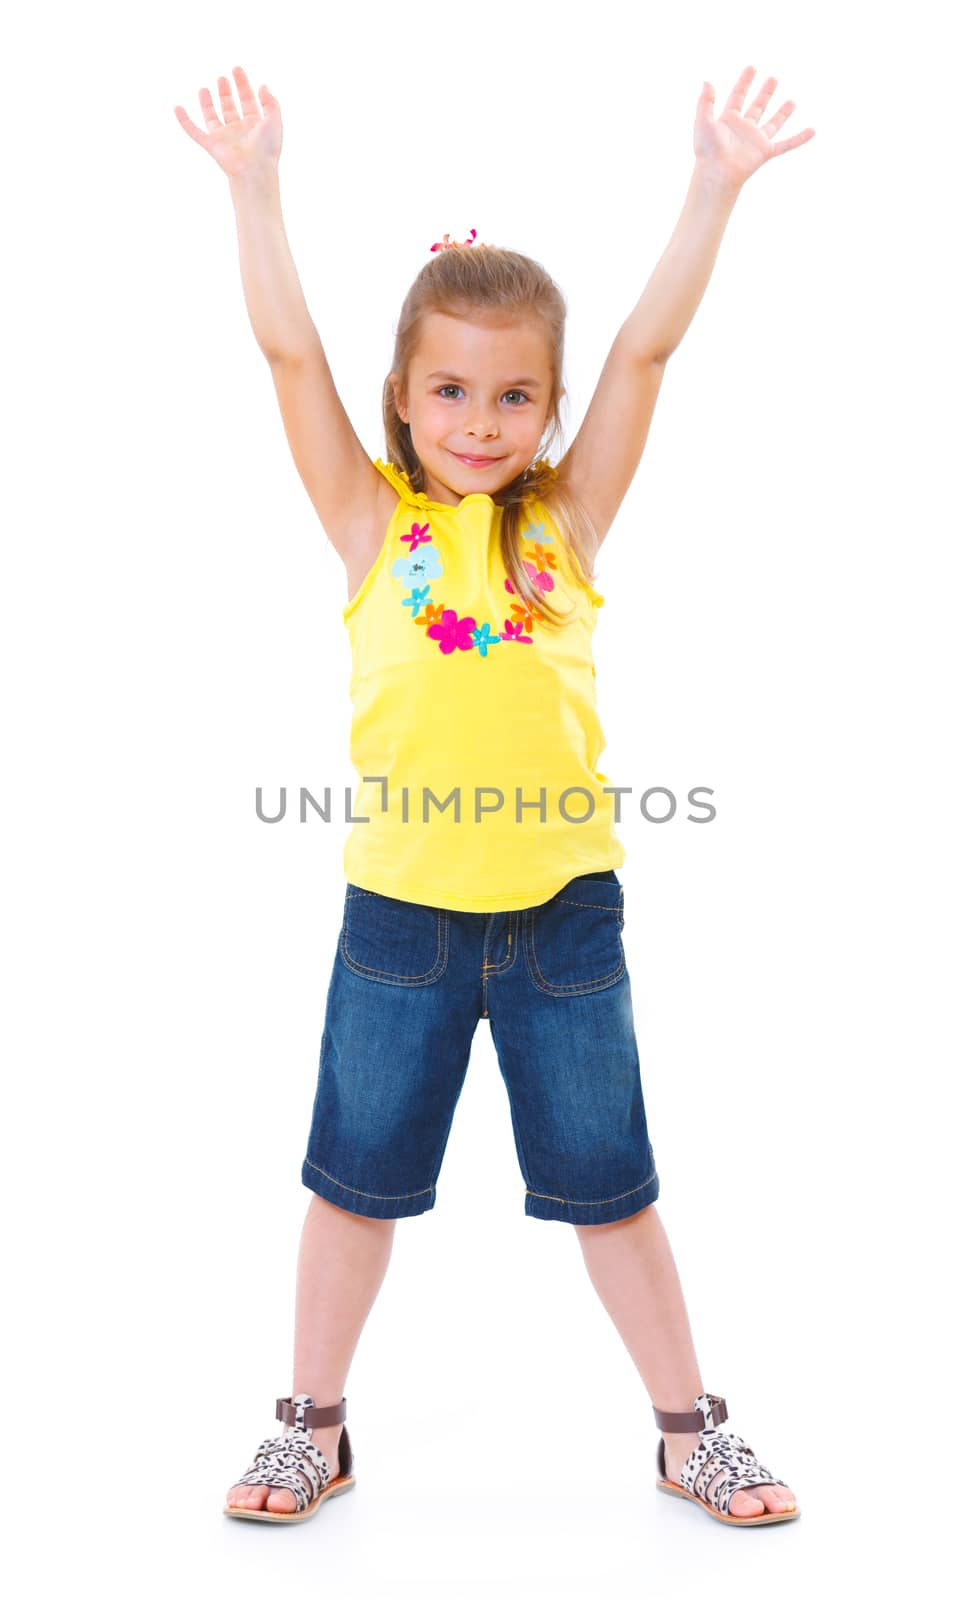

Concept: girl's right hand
[[174, 65, 282, 181]]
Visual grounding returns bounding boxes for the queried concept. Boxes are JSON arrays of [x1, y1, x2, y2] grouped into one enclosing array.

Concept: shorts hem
[[301, 1157, 436, 1219], [524, 1170, 659, 1225]]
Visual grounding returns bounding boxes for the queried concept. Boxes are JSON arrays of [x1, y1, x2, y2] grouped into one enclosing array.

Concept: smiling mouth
[[450, 450, 505, 466]]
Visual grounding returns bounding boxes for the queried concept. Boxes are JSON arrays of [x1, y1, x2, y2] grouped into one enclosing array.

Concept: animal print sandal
[[223, 1393, 356, 1522], [653, 1393, 799, 1526]]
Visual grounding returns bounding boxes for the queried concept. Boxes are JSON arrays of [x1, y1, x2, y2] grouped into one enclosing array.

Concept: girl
[[175, 61, 814, 1529]]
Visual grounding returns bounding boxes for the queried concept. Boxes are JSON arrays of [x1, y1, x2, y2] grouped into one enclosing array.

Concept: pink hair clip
[[429, 228, 492, 252]]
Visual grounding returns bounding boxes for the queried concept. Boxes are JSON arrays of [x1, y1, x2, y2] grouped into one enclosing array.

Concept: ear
[[389, 372, 408, 424]]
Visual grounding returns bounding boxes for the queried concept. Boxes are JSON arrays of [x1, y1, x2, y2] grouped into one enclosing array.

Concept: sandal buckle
[[694, 1393, 728, 1429]]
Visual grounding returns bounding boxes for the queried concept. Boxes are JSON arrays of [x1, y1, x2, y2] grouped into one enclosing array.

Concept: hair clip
[[430, 228, 492, 252]]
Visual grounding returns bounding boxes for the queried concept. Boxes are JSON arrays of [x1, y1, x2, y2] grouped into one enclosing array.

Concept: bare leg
[[575, 1203, 797, 1517], [226, 1195, 396, 1513]]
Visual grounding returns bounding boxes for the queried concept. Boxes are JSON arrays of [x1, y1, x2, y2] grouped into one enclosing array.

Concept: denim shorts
[[301, 869, 659, 1225]]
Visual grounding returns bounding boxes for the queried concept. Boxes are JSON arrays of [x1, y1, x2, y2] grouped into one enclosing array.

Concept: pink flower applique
[[504, 560, 554, 597], [524, 558, 555, 593], [500, 620, 533, 644], [401, 519, 432, 551], [427, 609, 477, 655]]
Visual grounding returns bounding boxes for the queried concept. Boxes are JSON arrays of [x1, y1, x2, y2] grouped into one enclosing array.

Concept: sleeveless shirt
[[341, 457, 626, 912]]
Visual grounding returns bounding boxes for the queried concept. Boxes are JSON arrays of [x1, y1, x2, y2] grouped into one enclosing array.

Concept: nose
[[465, 408, 499, 440]]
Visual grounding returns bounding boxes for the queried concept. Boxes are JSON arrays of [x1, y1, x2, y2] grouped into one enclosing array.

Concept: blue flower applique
[[403, 584, 432, 618], [471, 621, 502, 657], [391, 546, 444, 585]]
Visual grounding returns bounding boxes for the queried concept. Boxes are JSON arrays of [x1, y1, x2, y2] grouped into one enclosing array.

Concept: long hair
[[382, 244, 600, 629]]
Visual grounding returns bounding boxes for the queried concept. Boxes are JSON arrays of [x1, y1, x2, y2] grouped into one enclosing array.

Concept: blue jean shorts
[[301, 869, 659, 1225]]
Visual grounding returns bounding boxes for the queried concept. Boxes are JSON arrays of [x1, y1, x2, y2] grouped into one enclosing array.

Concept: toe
[[728, 1488, 767, 1517], [729, 1484, 797, 1517], [760, 1484, 797, 1513], [265, 1487, 298, 1514], [228, 1483, 268, 1509]]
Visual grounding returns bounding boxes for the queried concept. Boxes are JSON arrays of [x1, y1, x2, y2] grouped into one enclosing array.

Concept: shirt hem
[[343, 857, 626, 913]]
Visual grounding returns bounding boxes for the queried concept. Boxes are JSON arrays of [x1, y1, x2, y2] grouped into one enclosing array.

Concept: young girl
[[175, 61, 813, 1529]]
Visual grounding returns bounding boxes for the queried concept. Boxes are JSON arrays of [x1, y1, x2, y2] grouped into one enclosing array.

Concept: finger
[[197, 85, 223, 134], [694, 81, 716, 128], [745, 75, 777, 123], [761, 99, 796, 138], [173, 104, 211, 147], [724, 64, 756, 117], [231, 64, 260, 119], [217, 73, 241, 124], [769, 128, 815, 157]]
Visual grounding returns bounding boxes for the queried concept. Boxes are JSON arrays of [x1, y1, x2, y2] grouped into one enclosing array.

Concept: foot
[[225, 1422, 344, 1515], [662, 1432, 798, 1518]]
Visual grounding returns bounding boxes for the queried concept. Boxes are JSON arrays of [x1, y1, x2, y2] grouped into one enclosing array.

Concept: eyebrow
[[425, 370, 543, 388]]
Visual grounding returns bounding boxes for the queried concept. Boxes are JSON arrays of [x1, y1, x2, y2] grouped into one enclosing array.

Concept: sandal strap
[[681, 1429, 789, 1517], [233, 1391, 345, 1513], [276, 1394, 347, 1429], [652, 1392, 728, 1432], [234, 1434, 331, 1513]]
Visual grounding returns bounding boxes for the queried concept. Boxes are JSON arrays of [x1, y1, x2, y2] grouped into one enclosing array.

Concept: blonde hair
[[382, 244, 600, 629]]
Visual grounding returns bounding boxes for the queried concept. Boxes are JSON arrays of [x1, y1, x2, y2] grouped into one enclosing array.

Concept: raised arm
[[174, 66, 383, 559], [557, 65, 815, 547]]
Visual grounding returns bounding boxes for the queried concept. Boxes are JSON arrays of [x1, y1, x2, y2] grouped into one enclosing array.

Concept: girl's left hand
[[694, 65, 815, 191]]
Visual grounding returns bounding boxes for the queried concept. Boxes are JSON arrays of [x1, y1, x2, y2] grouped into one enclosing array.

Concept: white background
[[3, 1, 959, 1594]]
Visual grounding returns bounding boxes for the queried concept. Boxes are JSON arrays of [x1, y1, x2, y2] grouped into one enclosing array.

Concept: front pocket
[[523, 874, 625, 996], [339, 886, 449, 986]]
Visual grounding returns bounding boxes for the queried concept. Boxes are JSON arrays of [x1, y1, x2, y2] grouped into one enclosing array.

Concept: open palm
[[174, 65, 282, 179], [694, 65, 815, 189]]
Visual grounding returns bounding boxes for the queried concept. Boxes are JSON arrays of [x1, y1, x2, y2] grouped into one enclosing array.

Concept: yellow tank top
[[341, 457, 626, 912]]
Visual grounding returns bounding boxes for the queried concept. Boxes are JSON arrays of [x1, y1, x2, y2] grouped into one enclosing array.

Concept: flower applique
[[505, 558, 556, 597], [414, 601, 446, 630], [505, 595, 536, 632], [521, 519, 553, 544], [402, 584, 432, 619], [427, 609, 478, 655], [401, 520, 433, 551], [391, 510, 546, 660], [391, 545, 444, 585], [471, 621, 502, 657]]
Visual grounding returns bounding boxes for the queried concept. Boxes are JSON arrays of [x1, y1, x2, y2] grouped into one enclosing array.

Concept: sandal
[[223, 1393, 356, 1522], [653, 1393, 799, 1526]]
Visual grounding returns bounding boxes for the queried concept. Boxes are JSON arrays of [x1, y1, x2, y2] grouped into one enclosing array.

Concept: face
[[391, 311, 558, 505]]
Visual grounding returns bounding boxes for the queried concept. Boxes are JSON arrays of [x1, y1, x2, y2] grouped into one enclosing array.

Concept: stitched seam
[[523, 906, 625, 995], [524, 904, 625, 994], [488, 1003, 535, 1188], [525, 1172, 658, 1206], [304, 1156, 435, 1201], [340, 905, 449, 985], [553, 896, 621, 911], [527, 957, 625, 995], [480, 911, 519, 975]]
